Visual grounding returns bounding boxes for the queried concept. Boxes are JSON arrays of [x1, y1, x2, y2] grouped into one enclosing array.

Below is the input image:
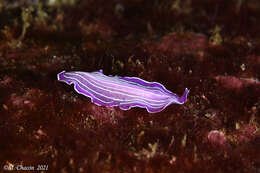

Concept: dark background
[[0, 0, 259, 172]]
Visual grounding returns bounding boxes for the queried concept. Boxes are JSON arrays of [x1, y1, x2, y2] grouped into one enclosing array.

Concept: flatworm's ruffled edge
[[57, 70, 190, 113], [118, 88, 189, 113], [58, 70, 121, 107], [118, 76, 173, 95]]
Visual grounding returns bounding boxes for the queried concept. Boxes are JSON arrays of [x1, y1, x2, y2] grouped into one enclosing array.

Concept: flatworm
[[57, 70, 189, 113]]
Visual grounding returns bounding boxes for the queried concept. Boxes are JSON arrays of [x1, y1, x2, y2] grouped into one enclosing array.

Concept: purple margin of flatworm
[[57, 70, 189, 113]]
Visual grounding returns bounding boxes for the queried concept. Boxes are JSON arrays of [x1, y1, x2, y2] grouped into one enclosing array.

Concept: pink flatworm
[[57, 70, 189, 113]]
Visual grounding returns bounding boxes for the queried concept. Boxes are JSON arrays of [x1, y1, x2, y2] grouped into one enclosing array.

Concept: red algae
[[215, 75, 260, 91], [207, 130, 227, 147], [87, 105, 124, 125], [0, 0, 260, 173], [230, 123, 259, 144], [0, 76, 13, 86], [148, 32, 208, 58]]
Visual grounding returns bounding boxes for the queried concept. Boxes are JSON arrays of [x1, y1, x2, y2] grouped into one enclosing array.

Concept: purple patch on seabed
[[57, 70, 189, 113]]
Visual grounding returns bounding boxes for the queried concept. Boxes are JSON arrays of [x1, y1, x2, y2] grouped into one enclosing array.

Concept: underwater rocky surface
[[0, 0, 259, 172]]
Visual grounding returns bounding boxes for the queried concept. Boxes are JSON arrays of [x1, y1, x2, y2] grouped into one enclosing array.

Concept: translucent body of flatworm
[[57, 70, 189, 113]]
